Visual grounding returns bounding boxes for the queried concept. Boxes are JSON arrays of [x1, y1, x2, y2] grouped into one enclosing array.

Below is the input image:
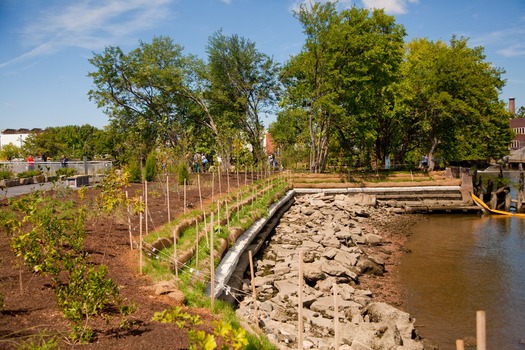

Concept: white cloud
[[471, 24, 525, 58], [1, 0, 173, 68], [289, 0, 417, 15], [362, 0, 418, 15]]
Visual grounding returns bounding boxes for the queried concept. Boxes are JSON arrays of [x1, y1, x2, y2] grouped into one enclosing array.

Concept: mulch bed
[[0, 174, 420, 349]]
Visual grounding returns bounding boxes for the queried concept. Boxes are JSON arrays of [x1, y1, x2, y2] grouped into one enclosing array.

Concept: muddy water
[[399, 214, 525, 349]]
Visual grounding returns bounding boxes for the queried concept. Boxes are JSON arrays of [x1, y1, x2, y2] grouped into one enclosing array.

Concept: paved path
[[1, 181, 69, 199]]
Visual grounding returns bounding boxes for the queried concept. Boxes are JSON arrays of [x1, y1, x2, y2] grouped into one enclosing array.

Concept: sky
[[1, 0, 525, 131]]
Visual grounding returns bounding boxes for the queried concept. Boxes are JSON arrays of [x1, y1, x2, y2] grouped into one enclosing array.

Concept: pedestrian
[[42, 154, 47, 162], [60, 154, 68, 168], [201, 154, 208, 172], [27, 154, 34, 171], [421, 154, 428, 170]]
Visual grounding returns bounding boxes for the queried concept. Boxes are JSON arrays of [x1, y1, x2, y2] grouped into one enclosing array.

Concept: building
[[0, 128, 42, 149]]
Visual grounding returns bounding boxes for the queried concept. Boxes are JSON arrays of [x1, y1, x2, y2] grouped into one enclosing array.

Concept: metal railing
[[0, 160, 112, 176]]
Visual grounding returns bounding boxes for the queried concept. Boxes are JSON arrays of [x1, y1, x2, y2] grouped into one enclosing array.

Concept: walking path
[[1, 181, 68, 199]]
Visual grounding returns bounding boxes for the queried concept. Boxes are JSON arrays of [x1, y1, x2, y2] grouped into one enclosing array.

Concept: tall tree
[[402, 37, 511, 169], [206, 31, 281, 165], [279, 3, 405, 172], [88, 37, 208, 159]]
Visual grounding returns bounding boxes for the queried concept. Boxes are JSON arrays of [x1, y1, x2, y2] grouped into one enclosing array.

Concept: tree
[[88, 37, 207, 160], [401, 36, 511, 169], [279, 3, 405, 172], [206, 31, 281, 166], [0, 143, 21, 161]]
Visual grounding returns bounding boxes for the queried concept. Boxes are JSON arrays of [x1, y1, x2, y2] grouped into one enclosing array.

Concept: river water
[[399, 213, 525, 349]]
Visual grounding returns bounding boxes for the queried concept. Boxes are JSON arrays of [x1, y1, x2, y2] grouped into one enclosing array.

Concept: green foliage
[[17, 334, 58, 350], [213, 320, 249, 350], [178, 163, 190, 185], [6, 190, 135, 344], [144, 151, 157, 182], [0, 168, 14, 179], [55, 167, 77, 177], [0, 143, 21, 161], [151, 306, 203, 329], [17, 169, 43, 178], [127, 160, 142, 183], [188, 330, 217, 350], [56, 259, 119, 322], [96, 169, 130, 215]]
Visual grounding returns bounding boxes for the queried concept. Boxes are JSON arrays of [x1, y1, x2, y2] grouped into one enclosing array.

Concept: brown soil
[[0, 173, 252, 350], [0, 172, 427, 349]]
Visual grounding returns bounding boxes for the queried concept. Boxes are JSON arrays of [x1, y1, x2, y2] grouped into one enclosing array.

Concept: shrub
[[144, 152, 157, 182], [17, 169, 43, 178], [128, 160, 142, 183], [178, 164, 190, 185], [56, 168, 77, 177], [0, 168, 14, 179]]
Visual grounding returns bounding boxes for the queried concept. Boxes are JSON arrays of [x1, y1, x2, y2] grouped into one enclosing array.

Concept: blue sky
[[1, 0, 525, 130]]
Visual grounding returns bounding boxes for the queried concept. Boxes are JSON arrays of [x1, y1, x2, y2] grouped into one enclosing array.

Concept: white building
[[0, 128, 42, 149]]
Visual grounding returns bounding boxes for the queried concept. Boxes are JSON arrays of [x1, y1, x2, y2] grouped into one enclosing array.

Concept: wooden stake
[[195, 220, 199, 268], [218, 166, 222, 194], [139, 197, 143, 275], [248, 250, 259, 330], [477, 310, 486, 350], [237, 168, 240, 188], [126, 191, 132, 250], [166, 176, 170, 223], [173, 227, 178, 279], [145, 181, 148, 235], [210, 212, 215, 311], [227, 169, 230, 194], [212, 171, 215, 203], [333, 283, 339, 350], [183, 178, 187, 215], [203, 211, 209, 247], [455, 339, 464, 350], [226, 201, 230, 229], [198, 174, 203, 212], [298, 251, 304, 350]]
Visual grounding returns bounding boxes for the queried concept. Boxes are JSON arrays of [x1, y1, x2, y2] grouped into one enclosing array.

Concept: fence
[[0, 160, 113, 176]]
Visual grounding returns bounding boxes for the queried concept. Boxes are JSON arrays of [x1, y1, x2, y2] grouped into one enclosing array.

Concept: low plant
[[152, 306, 203, 329], [17, 169, 42, 178], [55, 167, 77, 177], [17, 334, 58, 350], [178, 163, 190, 185], [0, 168, 14, 179], [144, 151, 157, 182]]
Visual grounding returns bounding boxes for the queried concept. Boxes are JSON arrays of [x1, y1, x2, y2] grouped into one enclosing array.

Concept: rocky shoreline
[[236, 192, 437, 350]]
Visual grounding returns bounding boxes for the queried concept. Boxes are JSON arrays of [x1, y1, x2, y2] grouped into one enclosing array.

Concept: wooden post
[[198, 174, 203, 212], [203, 211, 209, 247], [166, 176, 170, 223], [183, 178, 187, 215], [227, 169, 230, 194], [210, 212, 215, 311], [126, 191, 132, 250], [248, 250, 259, 330], [139, 196, 143, 275], [226, 201, 230, 229], [333, 283, 339, 350], [145, 181, 149, 235], [212, 171, 215, 203], [195, 220, 199, 268], [218, 166, 222, 194], [298, 251, 304, 350], [477, 310, 486, 350], [455, 339, 465, 350], [173, 227, 178, 279]]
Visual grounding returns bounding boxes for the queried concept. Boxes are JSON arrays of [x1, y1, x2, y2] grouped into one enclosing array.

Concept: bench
[[67, 175, 90, 188]]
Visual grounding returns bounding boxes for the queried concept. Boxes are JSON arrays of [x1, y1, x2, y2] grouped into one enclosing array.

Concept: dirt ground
[[0, 173, 417, 349]]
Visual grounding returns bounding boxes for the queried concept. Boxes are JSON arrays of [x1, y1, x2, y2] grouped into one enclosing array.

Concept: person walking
[[60, 154, 68, 168], [27, 154, 34, 171]]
